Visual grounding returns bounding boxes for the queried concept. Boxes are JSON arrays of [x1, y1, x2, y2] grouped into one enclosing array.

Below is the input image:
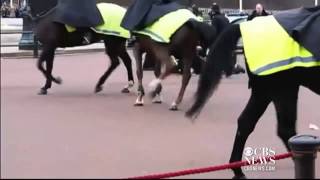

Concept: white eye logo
[[244, 147, 254, 157]]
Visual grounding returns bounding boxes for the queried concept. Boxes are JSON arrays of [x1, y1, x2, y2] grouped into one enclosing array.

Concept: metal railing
[[1, 30, 40, 58]]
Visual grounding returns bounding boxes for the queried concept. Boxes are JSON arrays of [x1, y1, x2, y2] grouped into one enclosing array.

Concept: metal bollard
[[33, 34, 39, 58], [289, 135, 320, 179]]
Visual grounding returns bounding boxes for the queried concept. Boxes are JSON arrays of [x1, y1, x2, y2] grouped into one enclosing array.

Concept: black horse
[[186, 23, 320, 178], [34, 8, 134, 95], [132, 18, 218, 110]]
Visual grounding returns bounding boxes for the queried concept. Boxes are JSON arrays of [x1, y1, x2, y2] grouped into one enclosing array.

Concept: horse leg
[[95, 39, 120, 93], [229, 87, 271, 179], [37, 46, 61, 95], [37, 48, 49, 95], [148, 46, 174, 99], [133, 42, 145, 106], [152, 60, 163, 104], [272, 85, 299, 151], [169, 55, 193, 111], [118, 44, 134, 93]]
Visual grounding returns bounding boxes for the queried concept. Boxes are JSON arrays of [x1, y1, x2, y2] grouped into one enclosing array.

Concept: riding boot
[[82, 31, 93, 45], [77, 27, 93, 45]]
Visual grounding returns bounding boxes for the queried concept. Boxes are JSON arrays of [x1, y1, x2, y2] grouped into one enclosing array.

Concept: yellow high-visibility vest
[[92, 3, 130, 38], [240, 15, 320, 75], [135, 9, 198, 43], [65, 3, 130, 39]]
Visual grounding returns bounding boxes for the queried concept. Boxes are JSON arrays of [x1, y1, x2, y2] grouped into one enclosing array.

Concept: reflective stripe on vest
[[134, 9, 198, 43], [92, 3, 130, 39], [240, 16, 320, 76]]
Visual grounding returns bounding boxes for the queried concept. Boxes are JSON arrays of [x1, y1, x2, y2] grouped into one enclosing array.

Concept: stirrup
[[83, 37, 90, 45]]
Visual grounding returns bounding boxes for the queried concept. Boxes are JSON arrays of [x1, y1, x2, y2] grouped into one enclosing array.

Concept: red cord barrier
[[127, 152, 292, 179]]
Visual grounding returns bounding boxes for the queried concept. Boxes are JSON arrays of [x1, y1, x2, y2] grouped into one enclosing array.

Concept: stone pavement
[[2, 53, 320, 179]]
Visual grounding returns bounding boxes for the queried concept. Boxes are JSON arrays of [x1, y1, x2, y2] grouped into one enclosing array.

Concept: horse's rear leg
[[118, 44, 134, 93], [148, 46, 174, 99], [37, 46, 61, 95], [170, 55, 193, 111], [95, 40, 120, 93], [152, 61, 163, 104], [229, 86, 271, 179], [133, 42, 145, 106], [272, 85, 299, 151]]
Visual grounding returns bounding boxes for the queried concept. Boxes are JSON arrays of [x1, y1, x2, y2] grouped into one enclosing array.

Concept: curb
[[1, 47, 106, 58]]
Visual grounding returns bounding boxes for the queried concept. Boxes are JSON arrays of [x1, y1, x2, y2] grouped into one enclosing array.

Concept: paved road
[[1, 52, 320, 178]]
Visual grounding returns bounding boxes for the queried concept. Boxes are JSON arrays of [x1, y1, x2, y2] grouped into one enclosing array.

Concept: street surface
[[1, 52, 320, 178]]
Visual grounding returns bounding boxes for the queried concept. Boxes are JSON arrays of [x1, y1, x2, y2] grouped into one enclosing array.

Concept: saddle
[[134, 9, 199, 43], [121, 0, 184, 31]]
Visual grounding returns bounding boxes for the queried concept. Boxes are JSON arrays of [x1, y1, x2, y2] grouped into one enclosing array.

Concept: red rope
[[127, 152, 292, 179]]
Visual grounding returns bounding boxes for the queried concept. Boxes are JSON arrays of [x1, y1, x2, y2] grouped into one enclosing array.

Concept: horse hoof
[[134, 101, 144, 106], [55, 77, 63, 84], [134, 98, 144, 106], [128, 80, 134, 88], [232, 175, 247, 179], [134, 102, 144, 106], [152, 94, 163, 104], [121, 88, 130, 93], [149, 91, 158, 99], [152, 99, 162, 104], [38, 89, 47, 95], [169, 103, 179, 111], [95, 86, 103, 93]]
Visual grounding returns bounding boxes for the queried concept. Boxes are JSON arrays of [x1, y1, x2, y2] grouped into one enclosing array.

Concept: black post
[[18, 0, 34, 50], [19, 0, 58, 51], [289, 135, 320, 179]]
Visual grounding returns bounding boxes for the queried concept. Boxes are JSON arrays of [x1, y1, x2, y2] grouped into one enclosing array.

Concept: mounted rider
[[121, 0, 184, 31], [53, 0, 104, 44]]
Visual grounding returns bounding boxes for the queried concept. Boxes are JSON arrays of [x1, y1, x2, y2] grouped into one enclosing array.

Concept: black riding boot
[[83, 32, 93, 44], [77, 27, 93, 45]]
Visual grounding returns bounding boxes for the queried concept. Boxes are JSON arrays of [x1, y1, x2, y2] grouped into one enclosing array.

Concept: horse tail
[[186, 24, 242, 119]]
